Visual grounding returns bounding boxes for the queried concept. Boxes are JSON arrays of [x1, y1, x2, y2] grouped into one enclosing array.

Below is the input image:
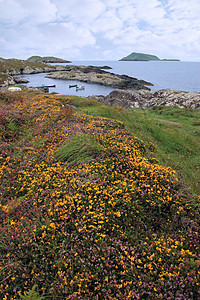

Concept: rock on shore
[[46, 65, 153, 90], [89, 89, 200, 110]]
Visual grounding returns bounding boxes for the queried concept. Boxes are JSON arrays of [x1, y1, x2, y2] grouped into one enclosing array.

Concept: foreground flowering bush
[[0, 92, 199, 299]]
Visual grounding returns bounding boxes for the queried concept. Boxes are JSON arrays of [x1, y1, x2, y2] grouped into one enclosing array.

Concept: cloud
[[55, 0, 105, 25], [0, 0, 57, 26], [0, 0, 200, 60], [0, 22, 96, 59], [104, 0, 200, 60]]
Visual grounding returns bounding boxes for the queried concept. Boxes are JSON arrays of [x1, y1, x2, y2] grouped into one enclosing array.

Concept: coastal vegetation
[[80, 100, 200, 194], [0, 90, 199, 299], [120, 52, 180, 61], [0, 58, 49, 74]]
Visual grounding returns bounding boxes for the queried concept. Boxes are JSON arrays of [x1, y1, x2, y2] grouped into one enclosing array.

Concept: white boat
[[76, 86, 85, 91], [8, 86, 22, 92], [43, 84, 56, 88]]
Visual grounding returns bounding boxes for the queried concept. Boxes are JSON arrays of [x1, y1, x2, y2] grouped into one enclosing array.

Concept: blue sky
[[0, 0, 200, 61]]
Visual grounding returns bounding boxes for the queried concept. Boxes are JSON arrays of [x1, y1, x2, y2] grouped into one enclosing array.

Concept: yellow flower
[[115, 211, 121, 217]]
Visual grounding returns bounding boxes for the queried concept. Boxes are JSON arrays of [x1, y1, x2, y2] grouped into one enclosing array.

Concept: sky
[[0, 0, 200, 61]]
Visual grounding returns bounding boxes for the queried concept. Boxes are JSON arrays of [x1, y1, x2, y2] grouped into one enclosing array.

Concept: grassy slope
[[0, 91, 199, 299], [65, 96, 200, 194]]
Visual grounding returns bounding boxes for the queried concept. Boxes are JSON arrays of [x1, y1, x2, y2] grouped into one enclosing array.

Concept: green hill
[[120, 52, 160, 61], [120, 52, 180, 61], [27, 56, 71, 63]]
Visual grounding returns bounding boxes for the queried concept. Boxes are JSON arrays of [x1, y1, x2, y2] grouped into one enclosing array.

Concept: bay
[[18, 60, 200, 96]]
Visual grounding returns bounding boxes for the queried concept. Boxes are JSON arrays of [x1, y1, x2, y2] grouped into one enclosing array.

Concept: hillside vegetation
[[0, 58, 49, 74], [0, 91, 199, 299], [0, 58, 64, 86], [0, 58, 50, 85], [27, 56, 71, 63], [120, 52, 180, 61]]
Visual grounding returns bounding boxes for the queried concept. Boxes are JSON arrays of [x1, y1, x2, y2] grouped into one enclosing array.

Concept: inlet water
[[18, 61, 200, 96]]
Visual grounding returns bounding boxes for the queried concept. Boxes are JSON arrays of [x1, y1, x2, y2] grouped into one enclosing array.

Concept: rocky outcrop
[[89, 89, 200, 109], [8, 65, 67, 76], [13, 77, 29, 84], [0, 57, 69, 87], [0, 73, 15, 86], [46, 65, 153, 90]]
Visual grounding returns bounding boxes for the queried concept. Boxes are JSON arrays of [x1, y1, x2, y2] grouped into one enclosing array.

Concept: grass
[[18, 285, 44, 300], [0, 91, 199, 299], [54, 133, 104, 163], [62, 97, 200, 194]]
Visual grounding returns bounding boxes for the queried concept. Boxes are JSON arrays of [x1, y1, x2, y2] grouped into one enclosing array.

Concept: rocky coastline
[[89, 89, 200, 110], [46, 65, 153, 90], [0, 57, 69, 87], [1, 58, 200, 110], [0, 58, 153, 90]]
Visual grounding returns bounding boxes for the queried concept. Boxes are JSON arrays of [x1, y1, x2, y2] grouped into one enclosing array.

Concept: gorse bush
[[80, 102, 200, 193], [0, 92, 199, 299]]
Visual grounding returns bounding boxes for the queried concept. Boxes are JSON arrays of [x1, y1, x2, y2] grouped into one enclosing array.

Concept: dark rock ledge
[[89, 89, 200, 110], [46, 65, 153, 90]]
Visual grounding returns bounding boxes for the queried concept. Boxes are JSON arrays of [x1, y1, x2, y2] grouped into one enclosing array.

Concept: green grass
[[54, 133, 104, 163], [62, 96, 200, 194], [18, 285, 44, 300]]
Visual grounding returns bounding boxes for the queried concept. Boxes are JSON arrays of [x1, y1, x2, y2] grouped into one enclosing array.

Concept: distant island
[[120, 52, 180, 61], [27, 56, 71, 63]]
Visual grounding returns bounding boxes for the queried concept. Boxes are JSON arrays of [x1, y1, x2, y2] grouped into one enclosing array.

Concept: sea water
[[18, 61, 200, 96]]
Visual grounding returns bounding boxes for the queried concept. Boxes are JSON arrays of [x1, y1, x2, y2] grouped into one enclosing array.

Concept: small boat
[[76, 86, 85, 91], [8, 86, 22, 92], [43, 84, 56, 88], [69, 84, 77, 88]]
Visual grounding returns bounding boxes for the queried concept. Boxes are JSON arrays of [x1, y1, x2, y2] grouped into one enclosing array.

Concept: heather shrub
[[0, 92, 199, 299]]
